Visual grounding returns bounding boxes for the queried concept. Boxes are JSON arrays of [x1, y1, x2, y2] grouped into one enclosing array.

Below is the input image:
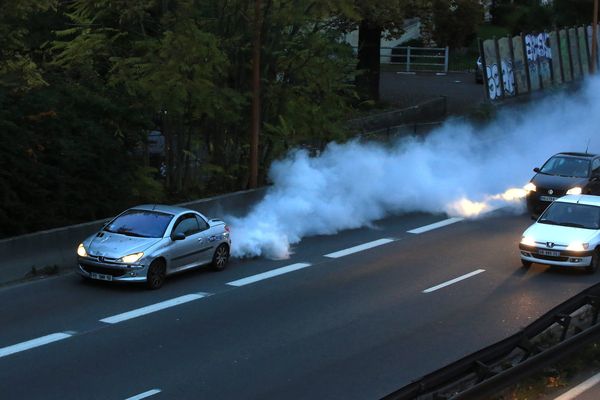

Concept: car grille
[[536, 188, 566, 197], [533, 254, 570, 262], [80, 263, 128, 277]]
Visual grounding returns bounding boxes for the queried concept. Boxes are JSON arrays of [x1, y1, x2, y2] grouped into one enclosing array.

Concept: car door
[[168, 214, 203, 271], [194, 214, 215, 265]]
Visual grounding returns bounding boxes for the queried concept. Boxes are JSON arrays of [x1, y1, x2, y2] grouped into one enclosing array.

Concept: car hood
[[531, 173, 588, 190], [523, 223, 597, 246], [87, 232, 161, 258]]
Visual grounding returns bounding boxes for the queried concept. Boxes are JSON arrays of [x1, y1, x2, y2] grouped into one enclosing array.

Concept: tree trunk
[[357, 19, 382, 102]]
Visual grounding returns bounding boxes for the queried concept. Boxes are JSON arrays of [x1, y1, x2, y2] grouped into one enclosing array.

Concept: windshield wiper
[[539, 219, 558, 225], [116, 230, 148, 238], [559, 222, 587, 228]]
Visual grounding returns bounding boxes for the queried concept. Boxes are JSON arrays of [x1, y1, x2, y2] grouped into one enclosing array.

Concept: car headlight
[[520, 236, 536, 246], [524, 182, 536, 192], [119, 252, 144, 264], [566, 242, 589, 251], [77, 243, 88, 257], [566, 187, 582, 195]]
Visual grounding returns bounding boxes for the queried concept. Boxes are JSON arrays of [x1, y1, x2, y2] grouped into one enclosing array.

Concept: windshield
[[538, 202, 600, 230], [539, 156, 590, 178], [104, 209, 174, 238]]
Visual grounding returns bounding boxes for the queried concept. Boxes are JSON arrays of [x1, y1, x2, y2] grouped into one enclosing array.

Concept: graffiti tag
[[486, 60, 515, 99]]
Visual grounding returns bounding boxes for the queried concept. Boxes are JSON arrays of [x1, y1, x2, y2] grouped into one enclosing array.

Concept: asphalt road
[[380, 71, 486, 114], [1, 210, 599, 399]]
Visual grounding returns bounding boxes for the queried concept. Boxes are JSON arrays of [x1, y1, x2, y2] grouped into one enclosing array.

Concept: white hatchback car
[[519, 194, 600, 273]]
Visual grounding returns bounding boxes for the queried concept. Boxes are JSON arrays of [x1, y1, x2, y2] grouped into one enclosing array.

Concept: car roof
[[555, 152, 597, 158], [130, 204, 194, 215], [556, 195, 600, 207]]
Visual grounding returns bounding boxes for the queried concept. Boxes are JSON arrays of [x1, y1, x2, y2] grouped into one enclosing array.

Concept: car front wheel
[[521, 259, 532, 268], [586, 250, 600, 274], [212, 244, 229, 271], [146, 260, 166, 289]]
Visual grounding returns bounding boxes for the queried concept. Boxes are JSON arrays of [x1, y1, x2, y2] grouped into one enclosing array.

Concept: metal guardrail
[[383, 281, 600, 400], [381, 46, 449, 72]]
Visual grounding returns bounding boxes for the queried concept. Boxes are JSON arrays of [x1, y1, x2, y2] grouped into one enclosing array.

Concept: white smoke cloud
[[229, 77, 600, 259]]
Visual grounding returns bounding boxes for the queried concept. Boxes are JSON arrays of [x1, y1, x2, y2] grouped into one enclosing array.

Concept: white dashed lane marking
[[0, 332, 74, 358], [227, 263, 312, 287], [423, 269, 486, 293], [407, 217, 464, 234], [125, 389, 162, 400], [100, 294, 207, 324], [324, 238, 395, 258]]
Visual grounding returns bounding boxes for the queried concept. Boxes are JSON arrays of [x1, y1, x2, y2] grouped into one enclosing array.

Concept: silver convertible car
[[77, 204, 231, 289]]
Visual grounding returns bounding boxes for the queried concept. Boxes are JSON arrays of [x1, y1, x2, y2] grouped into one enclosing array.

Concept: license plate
[[538, 249, 560, 257], [90, 272, 113, 281], [540, 196, 558, 202]]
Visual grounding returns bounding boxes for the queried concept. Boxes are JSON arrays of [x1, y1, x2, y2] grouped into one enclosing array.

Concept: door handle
[[197, 238, 203, 243]]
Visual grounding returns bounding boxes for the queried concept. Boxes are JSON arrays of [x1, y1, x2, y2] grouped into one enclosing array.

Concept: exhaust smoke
[[229, 77, 600, 259]]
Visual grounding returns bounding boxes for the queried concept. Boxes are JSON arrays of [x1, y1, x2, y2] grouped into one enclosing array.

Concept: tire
[[212, 244, 230, 271], [146, 260, 166, 289], [521, 259, 532, 268], [586, 250, 600, 274]]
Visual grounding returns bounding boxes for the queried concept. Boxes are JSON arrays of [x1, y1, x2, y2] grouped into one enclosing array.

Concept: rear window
[[104, 210, 174, 238], [539, 202, 600, 230]]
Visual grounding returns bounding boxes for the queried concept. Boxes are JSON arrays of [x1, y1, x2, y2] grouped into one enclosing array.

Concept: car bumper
[[78, 257, 148, 282], [526, 194, 557, 218], [518, 244, 593, 267]]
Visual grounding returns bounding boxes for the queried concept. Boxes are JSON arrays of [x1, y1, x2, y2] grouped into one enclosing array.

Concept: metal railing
[[381, 46, 449, 72], [383, 281, 600, 400]]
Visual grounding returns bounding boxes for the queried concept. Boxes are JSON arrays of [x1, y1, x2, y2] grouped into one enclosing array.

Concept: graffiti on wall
[[486, 60, 515, 100], [524, 33, 553, 89], [481, 24, 595, 101], [525, 33, 552, 61]]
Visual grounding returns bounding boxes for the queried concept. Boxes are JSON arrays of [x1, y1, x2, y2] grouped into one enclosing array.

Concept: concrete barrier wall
[[0, 187, 268, 285]]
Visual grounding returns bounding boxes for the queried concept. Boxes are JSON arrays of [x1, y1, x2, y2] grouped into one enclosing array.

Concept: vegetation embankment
[[0, 0, 592, 238]]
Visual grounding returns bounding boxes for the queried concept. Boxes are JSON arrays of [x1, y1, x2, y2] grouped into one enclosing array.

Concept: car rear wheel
[[146, 260, 166, 289], [212, 244, 229, 271], [521, 259, 532, 268], [586, 250, 600, 274]]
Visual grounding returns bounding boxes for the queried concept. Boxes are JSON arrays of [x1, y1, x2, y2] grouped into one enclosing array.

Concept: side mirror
[[172, 232, 186, 241], [533, 167, 540, 173]]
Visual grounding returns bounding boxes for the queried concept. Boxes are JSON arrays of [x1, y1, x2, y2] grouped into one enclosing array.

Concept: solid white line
[[125, 389, 161, 400], [554, 372, 600, 400], [100, 294, 205, 324], [0, 332, 72, 358], [324, 238, 395, 258], [227, 263, 312, 287], [407, 217, 464, 234], [423, 269, 486, 293]]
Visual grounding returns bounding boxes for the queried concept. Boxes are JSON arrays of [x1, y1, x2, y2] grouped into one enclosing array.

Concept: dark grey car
[[77, 204, 231, 289], [525, 152, 600, 218]]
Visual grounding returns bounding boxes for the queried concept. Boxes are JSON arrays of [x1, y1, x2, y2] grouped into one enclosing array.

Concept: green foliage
[[430, 0, 484, 47], [4, 0, 463, 237], [0, 0, 55, 91]]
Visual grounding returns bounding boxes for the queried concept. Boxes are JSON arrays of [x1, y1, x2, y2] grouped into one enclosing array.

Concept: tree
[[323, 1, 428, 102], [0, 0, 55, 92], [430, 0, 484, 48]]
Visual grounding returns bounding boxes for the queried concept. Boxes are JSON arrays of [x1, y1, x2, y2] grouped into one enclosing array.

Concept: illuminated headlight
[[520, 236, 536, 246], [566, 187, 582, 195], [524, 182, 536, 193], [119, 252, 144, 264], [77, 243, 88, 257], [566, 242, 589, 251]]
